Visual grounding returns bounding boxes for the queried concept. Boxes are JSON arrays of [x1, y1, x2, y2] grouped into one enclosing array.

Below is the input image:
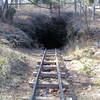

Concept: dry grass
[[0, 45, 43, 100], [64, 40, 100, 100]]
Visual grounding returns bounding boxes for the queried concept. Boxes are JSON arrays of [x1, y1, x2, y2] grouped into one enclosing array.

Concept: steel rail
[[55, 49, 65, 100], [30, 49, 47, 100]]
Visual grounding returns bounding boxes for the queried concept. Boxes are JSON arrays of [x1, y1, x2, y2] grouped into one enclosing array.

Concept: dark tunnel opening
[[35, 16, 67, 49], [39, 33, 65, 49]]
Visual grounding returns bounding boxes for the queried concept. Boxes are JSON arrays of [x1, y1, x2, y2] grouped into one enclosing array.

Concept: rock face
[[0, 22, 33, 48], [14, 12, 78, 49], [13, 12, 87, 49]]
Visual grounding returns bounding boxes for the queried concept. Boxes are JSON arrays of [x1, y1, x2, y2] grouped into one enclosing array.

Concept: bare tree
[[2, 0, 9, 20], [1, 0, 16, 21]]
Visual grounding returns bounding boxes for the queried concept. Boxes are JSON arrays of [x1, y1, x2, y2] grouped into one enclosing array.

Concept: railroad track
[[29, 49, 73, 100]]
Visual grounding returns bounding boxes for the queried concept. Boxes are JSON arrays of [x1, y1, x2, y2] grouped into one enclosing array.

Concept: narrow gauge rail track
[[30, 49, 72, 100]]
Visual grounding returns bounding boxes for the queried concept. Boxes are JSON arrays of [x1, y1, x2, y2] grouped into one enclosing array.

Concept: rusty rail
[[30, 49, 47, 100], [55, 49, 66, 100]]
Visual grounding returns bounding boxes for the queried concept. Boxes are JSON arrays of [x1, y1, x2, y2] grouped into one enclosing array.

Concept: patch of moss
[[0, 57, 7, 75], [0, 57, 6, 66], [95, 82, 100, 86], [80, 65, 93, 75]]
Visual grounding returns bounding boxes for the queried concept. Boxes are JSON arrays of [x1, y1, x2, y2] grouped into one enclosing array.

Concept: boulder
[[0, 22, 33, 48]]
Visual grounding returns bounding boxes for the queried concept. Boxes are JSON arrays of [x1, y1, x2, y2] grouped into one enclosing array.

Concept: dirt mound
[[0, 22, 33, 48]]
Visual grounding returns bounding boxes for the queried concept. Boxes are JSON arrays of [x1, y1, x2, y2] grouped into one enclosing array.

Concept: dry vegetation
[[64, 44, 100, 100], [0, 45, 43, 99], [63, 16, 100, 100]]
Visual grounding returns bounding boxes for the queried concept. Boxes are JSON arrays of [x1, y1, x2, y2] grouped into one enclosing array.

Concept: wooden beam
[[29, 82, 69, 89], [35, 65, 64, 70], [37, 61, 56, 65], [33, 72, 66, 78], [35, 96, 59, 100], [45, 57, 55, 60]]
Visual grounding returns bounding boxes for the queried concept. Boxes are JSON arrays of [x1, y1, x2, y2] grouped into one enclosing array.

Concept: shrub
[[88, 0, 94, 4]]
